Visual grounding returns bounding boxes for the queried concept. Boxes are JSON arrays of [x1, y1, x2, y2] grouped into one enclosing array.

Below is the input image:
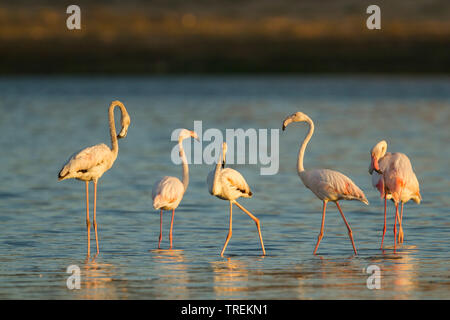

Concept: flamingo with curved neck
[[283, 112, 368, 255], [58, 100, 131, 258]]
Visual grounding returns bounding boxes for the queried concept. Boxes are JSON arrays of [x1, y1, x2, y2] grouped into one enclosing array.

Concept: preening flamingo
[[58, 100, 131, 257], [369, 140, 421, 249], [152, 129, 199, 249], [207, 142, 266, 257], [282, 112, 368, 255]]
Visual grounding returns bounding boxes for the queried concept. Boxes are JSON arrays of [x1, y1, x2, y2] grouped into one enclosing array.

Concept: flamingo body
[[301, 169, 368, 204], [207, 167, 252, 201], [58, 143, 116, 182], [372, 152, 421, 204], [152, 176, 185, 211]]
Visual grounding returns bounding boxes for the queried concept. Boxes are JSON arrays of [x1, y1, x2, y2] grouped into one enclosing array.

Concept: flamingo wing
[[58, 143, 112, 180], [304, 169, 368, 204], [383, 153, 421, 203], [152, 176, 185, 210], [221, 168, 252, 197]]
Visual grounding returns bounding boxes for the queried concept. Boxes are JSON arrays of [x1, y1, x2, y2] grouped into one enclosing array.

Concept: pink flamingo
[[282, 112, 368, 255], [369, 140, 421, 249], [152, 129, 199, 249], [58, 100, 131, 257]]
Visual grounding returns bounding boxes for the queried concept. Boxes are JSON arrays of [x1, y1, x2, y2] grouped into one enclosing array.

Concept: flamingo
[[152, 129, 199, 249], [369, 140, 421, 249], [282, 112, 368, 255], [207, 142, 266, 257], [58, 100, 131, 257]]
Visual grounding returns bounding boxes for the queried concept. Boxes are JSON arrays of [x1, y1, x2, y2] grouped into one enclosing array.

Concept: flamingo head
[[282, 112, 310, 130], [369, 140, 387, 174], [117, 109, 131, 139], [178, 129, 199, 142]]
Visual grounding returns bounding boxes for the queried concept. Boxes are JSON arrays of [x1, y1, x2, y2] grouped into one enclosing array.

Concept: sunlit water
[[0, 76, 449, 299]]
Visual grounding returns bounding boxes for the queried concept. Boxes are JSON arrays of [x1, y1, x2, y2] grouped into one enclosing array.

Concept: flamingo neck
[[297, 116, 314, 174], [179, 141, 189, 192], [108, 101, 124, 156], [212, 147, 225, 195]]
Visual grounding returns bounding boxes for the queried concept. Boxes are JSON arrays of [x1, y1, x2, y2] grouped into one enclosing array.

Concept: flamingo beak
[[117, 126, 128, 139], [369, 155, 382, 174], [282, 117, 293, 131], [191, 131, 200, 141]]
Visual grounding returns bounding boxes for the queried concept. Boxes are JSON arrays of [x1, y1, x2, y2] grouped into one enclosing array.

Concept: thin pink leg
[[158, 209, 163, 249], [233, 201, 266, 256], [336, 201, 357, 255], [93, 181, 99, 255], [313, 201, 327, 255], [380, 195, 387, 249], [85, 181, 91, 257], [398, 202, 404, 243], [169, 209, 175, 249], [393, 203, 399, 251], [220, 201, 233, 257]]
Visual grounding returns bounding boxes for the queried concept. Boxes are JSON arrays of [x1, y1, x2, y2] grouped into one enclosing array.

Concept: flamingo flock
[[58, 102, 421, 257]]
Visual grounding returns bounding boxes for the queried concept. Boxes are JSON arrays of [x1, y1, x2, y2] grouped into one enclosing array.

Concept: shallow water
[[0, 75, 449, 299]]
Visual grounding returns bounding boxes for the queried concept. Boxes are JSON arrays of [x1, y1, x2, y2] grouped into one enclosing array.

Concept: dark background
[[1, 0, 449, 74]]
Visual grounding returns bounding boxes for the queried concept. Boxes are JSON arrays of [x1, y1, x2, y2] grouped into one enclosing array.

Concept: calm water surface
[[0, 76, 449, 299]]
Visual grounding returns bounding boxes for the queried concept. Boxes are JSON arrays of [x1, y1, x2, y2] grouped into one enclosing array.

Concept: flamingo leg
[[158, 209, 163, 249], [335, 201, 358, 255], [380, 195, 387, 249], [313, 200, 327, 255], [93, 181, 99, 256], [393, 202, 399, 250], [233, 201, 266, 256], [398, 202, 404, 243], [220, 201, 233, 257], [85, 181, 91, 257], [169, 209, 175, 249]]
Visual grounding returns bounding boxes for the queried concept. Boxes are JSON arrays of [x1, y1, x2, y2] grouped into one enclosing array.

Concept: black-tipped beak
[[117, 128, 128, 139]]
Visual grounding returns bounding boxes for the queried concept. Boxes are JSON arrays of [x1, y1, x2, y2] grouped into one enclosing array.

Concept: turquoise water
[[0, 76, 449, 299]]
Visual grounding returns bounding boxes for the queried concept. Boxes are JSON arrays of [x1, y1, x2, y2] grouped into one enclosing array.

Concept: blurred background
[[1, 0, 449, 74]]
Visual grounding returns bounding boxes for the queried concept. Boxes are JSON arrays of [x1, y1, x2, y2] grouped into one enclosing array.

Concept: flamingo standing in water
[[152, 129, 199, 249], [282, 112, 368, 255], [58, 100, 131, 257], [207, 142, 266, 257], [369, 140, 421, 249]]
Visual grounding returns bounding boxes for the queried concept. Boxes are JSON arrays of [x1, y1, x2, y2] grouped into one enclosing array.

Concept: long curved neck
[[212, 147, 225, 194], [297, 117, 314, 173], [179, 141, 189, 191], [108, 102, 119, 155], [108, 101, 127, 156]]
